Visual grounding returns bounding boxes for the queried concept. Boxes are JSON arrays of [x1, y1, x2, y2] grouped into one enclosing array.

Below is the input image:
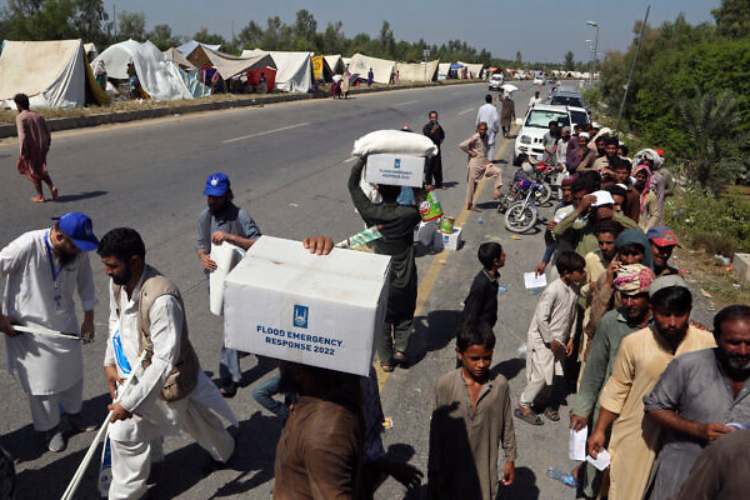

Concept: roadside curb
[[0, 80, 483, 139]]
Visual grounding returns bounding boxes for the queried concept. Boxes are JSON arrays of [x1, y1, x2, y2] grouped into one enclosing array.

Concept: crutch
[[60, 352, 147, 500]]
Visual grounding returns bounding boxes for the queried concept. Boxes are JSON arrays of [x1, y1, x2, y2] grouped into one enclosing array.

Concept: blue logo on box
[[293, 305, 309, 328], [394, 158, 401, 169]]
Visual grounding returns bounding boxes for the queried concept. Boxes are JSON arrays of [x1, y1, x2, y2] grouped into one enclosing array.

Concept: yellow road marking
[[376, 128, 517, 391]]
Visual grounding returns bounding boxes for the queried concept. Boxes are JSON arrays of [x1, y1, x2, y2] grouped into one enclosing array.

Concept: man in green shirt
[[569, 264, 655, 499]]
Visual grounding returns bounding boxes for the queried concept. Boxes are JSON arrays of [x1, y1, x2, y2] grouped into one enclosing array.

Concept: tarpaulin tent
[[241, 50, 312, 93], [84, 43, 97, 58], [93, 40, 193, 100], [163, 47, 195, 70], [395, 60, 439, 83], [177, 40, 221, 58], [347, 53, 395, 85], [190, 46, 274, 80], [437, 63, 451, 80], [0, 39, 108, 108], [324, 54, 344, 74], [457, 61, 484, 79]]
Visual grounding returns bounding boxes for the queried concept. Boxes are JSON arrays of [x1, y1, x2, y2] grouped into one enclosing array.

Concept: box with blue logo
[[365, 153, 425, 187], [222, 236, 391, 376]]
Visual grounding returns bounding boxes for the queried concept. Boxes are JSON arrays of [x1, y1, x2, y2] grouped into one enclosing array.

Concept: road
[[0, 80, 590, 499]]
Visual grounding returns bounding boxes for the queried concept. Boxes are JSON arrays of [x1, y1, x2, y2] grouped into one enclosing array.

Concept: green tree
[[149, 23, 180, 50], [713, 0, 750, 38], [564, 50, 575, 71], [378, 21, 396, 58], [515, 50, 522, 67], [237, 20, 264, 49], [117, 10, 145, 41]]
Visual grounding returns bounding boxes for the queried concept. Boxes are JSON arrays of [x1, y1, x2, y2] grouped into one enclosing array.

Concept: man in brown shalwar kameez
[[14, 93, 58, 203]]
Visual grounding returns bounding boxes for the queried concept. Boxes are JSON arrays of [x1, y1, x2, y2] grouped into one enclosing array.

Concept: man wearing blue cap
[[196, 172, 261, 397], [0, 212, 98, 453]]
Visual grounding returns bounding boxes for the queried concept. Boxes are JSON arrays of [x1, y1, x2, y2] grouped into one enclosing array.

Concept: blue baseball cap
[[203, 172, 230, 197], [53, 212, 99, 252]]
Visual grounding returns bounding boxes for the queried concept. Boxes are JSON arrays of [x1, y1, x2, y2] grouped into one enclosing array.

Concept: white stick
[[60, 353, 147, 500], [13, 324, 81, 341]]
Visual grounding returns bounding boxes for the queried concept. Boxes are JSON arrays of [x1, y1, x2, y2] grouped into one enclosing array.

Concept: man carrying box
[[348, 159, 422, 372]]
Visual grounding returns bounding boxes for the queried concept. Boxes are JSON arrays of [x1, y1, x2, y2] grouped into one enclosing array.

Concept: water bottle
[[546, 467, 577, 488]]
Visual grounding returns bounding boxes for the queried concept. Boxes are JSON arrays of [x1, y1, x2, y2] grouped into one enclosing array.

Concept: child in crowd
[[462, 242, 506, 330], [516, 251, 586, 425], [428, 324, 516, 500]]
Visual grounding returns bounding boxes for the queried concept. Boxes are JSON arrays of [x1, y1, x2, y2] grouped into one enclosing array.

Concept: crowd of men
[[1, 86, 748, 500]]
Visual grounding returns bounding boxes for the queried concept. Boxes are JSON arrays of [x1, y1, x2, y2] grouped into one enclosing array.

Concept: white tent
[[0, 39, 107, 108], [437, 63, 451, 81], [457, 61, 484, 79], [342, 56, 352, 67], [84, 42, 97, 58], [241, 50, 312, 93], [324, 54, 344, 74], [395, 60, 439, 83], [347, 53, 395, 85], [93, 40, 193, 100], [163, 47, 195, 70], [188, 46, 274, 80], [177, 40, 221, 58]]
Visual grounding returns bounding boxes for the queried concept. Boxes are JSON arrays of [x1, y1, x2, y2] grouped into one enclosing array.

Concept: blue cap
[[53, 212, 98, 252], [203, 172, 230, 197]]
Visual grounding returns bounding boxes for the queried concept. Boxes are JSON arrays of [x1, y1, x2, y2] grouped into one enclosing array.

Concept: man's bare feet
[[31, 195, 45, 203], [50, 186, 59, 200]]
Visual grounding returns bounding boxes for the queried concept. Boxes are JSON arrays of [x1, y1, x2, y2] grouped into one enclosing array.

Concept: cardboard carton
[[365, 153, 425, 187], [441, 227, 463, 251], [223, 236, 391, 376]]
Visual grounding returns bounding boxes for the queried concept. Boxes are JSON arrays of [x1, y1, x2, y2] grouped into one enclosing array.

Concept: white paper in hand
[[569, 427, 588, 461], [586, 449, 611, 471], [524, 272, 547, 290], [209, 243, 245, 316]]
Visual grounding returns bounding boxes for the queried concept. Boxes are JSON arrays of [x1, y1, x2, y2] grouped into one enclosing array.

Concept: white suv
[[513, 104, 572, 165]]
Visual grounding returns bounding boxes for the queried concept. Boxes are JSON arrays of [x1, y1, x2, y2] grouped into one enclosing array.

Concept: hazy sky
[[99, 0, 719, 61]]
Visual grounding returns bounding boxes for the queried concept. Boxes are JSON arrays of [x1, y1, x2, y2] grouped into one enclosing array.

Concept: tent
[[324, 54, 344, 74], [0, 39, 108, 108], [163, 47, 195, 70], [457, 61, 484, 79], [342, 56, 352, 67], [437, 63, 451, 81], [177, 40, 221, 58], [84, 42, 97, 58], [347, 53, 395, 85], [93, 39, 193, 100], [241, 50, 312, 93], [394, 60, 439, 83], [189, 46, 275, 80]]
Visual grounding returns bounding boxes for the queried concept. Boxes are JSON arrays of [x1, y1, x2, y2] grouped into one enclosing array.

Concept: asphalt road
[[0, 80, 612, 499]]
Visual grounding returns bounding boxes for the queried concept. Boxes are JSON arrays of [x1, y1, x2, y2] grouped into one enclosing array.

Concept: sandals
[[514, 407, 544, 426], [544, 407, 561, 422], [380, 363, 396, 373], [393, 351, 408, 366]]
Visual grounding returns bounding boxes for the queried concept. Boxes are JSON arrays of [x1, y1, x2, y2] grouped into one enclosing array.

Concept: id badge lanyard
[[44, 231, 63, 311]]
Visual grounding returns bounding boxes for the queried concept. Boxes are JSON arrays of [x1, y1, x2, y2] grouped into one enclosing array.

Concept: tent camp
[[177, 40, 221, 58], [241, 50, 312, 93], [192, 46, 275, 80], [93, 40, 193, 101], [437, 63, 451, 81], [347, 54, 395, 84], [457, 61, 484, 79], [163, 47, 195, 70], [0, 39, 107, 108], [395, 60, 439, 83], [342, 56, 352, 67], [324, 54, 344, 74]]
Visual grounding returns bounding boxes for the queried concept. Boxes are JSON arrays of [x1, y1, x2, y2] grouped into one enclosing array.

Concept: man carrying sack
[[0, 212, 98, 453], [98, 228, 236, 499]]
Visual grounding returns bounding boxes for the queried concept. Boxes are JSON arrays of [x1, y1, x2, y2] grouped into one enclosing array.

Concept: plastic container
[[440, 216, 455, 234], [546, 467, 577, 488]]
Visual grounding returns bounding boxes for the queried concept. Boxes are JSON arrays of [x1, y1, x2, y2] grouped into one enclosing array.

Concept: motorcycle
[[504, 180, 548, 233], [532, 162, 560, 201], [496, 171, 552, 214]]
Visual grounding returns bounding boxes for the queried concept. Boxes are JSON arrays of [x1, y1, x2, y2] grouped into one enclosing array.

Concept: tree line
[[0, 1, 582, 69]]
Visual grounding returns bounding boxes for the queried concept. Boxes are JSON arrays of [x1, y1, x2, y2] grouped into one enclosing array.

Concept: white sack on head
[[634, 148, 664, 169], [352, 130, 438, 158]]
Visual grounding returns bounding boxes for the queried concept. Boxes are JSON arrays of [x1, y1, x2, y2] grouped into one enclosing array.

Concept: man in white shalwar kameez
[[476, 94, 500, 161], [516, 251, 585, 425], [0, 212, 99, 453], [97, 228, 236, 500]]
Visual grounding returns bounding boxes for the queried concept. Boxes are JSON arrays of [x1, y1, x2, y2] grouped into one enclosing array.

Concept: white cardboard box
[[223, 236, 391, 376], [365, 153, 425, 187], [441, 227, 463, 251]]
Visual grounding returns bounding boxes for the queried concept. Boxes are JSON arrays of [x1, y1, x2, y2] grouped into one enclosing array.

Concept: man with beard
[[587, 276, 716, 500], [422, 111, 446, 189], [570, 264, 655, 499], [0, 212, 98, 452], [643, 304, 750, 500], [196, 172, 261, 397], [578, 134, 606, 171], [592, 135, 620, 173], [99, 227, 239, 499], [647, 226, 680, 277]]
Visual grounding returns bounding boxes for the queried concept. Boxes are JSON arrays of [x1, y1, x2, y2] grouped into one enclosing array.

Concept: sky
[[99, 0, 720, 62]]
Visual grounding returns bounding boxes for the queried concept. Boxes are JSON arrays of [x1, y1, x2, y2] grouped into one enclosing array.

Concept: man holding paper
[[0, 212, 99, 453], [196, 172, 261, 397]]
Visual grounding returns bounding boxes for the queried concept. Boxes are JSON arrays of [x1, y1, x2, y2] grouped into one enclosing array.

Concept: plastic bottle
[[546, 467, 577, 488]]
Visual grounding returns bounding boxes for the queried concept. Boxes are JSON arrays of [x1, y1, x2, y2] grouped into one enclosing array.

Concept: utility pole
[[113, 4, 117, 39], [616, 5, 651, 131], [586, 20, 599, 86]]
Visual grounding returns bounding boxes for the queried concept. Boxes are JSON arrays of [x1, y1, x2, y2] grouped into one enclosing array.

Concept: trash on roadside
[[700, 289, 713, 298], [441, 226, 463, 251], [383, 417, 394, 430], [510, 235, 522, 240]]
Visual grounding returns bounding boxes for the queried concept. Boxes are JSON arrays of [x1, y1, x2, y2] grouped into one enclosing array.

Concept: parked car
[[514, 104, 572, 165], [550, 89, 586, 108], [533, 75, 545, 85], [488, 73, 505, 91]]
